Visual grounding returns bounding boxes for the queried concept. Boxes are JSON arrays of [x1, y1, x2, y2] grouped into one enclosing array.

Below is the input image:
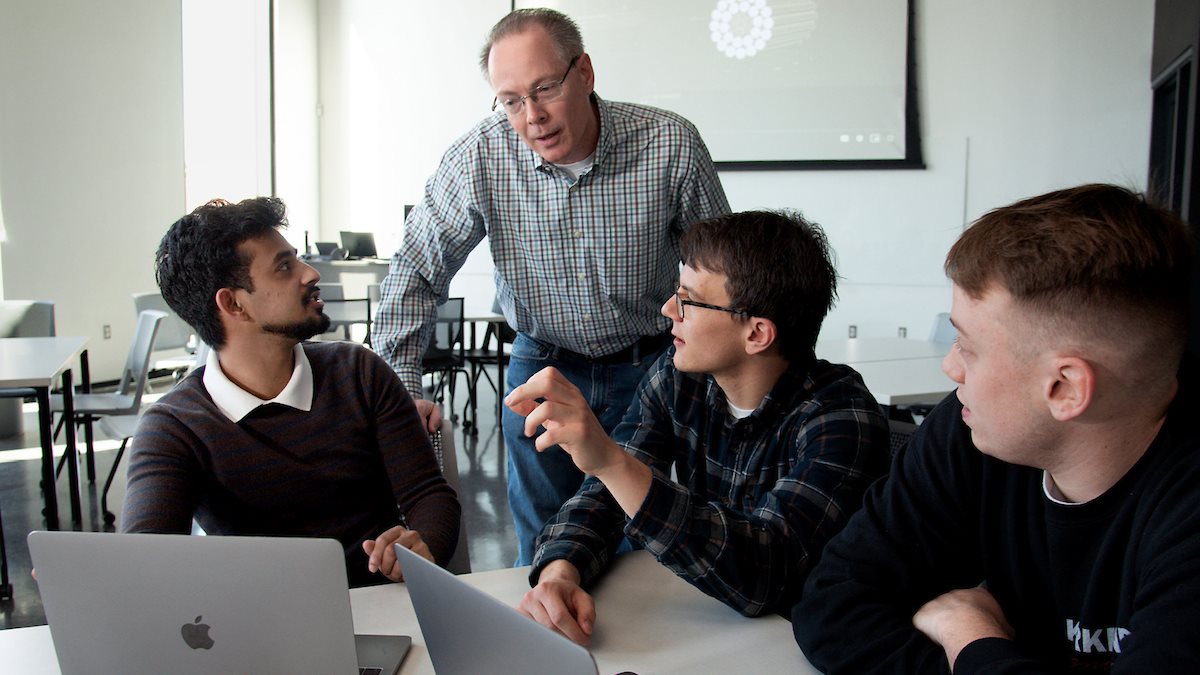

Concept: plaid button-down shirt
[[376, 95, 730, 393], [530, 353, 891, 616]]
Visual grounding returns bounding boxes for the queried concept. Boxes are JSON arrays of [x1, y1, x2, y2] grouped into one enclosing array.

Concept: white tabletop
[[850, 356, 955, 406], [816, 337, 949, 365], [0, 337, 89, 388], [1, 551, 817, 674]]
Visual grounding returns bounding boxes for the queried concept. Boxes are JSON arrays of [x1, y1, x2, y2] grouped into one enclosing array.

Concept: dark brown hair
[[946, 183, 1191, 368], [681, 210, 837, 363]]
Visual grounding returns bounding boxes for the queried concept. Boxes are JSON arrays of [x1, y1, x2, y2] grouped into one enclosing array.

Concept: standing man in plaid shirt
[[376, 8, 729, 565], [507, 210, 890, 645]]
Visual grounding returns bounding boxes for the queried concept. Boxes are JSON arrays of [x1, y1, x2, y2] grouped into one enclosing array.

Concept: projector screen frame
[[510, 0, 925, 171]]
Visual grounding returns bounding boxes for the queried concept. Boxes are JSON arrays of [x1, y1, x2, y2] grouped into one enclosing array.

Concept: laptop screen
[[340, 231, 379, 259]]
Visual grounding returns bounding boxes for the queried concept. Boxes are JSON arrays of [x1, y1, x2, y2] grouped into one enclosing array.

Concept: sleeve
[[792, 394, 988, 675], [674, 123, 730, 229], [623, 379, 889, 616], [375, 144, 488, 394], [119, 403, 206, 535], [526, 360, 678, 587], [364, 349, 462, 567]]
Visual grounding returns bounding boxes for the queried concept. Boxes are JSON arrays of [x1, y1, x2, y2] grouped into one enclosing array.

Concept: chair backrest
[[929, 312, 956, 344], [115, 310, 167, 402], [434, 418, 471, 574], [427, 298, 465, 358], [0, 300, 55, 337], [132, 292, 193, 352], [887, 419, 919, 459]]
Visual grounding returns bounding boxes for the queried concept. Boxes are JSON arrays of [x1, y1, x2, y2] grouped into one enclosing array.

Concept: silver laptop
[[393, 543, 598, 675], [29, 531, 410, 675]]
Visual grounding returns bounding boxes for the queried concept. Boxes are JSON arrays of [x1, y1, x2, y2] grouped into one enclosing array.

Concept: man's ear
[[214, 288, 247, 321], [1045, 355, 1094, 421], [576, 52, 595, 92], [745, 317, 777, 356]]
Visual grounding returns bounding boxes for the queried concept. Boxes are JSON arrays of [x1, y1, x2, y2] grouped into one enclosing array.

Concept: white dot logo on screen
[[710, 0, 775, 59]]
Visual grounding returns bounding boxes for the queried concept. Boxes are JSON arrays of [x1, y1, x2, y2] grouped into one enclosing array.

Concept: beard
[[262, 312, 331, 341]]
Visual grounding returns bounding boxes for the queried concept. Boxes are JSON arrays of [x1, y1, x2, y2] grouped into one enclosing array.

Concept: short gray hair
[[478, 8, 584, 78]]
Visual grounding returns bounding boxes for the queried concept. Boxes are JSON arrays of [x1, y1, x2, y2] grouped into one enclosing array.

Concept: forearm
[[591, 447, 652, 518]]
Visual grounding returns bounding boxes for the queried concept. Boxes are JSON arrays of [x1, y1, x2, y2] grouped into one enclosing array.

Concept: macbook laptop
[[339, 231, 379, 259], [29, 531, 410, 675], [393, 543, 598, 675], [314, 241, 339, 256]]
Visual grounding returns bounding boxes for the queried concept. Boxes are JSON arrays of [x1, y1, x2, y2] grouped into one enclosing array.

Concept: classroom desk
[[352, 549, 815, 674], [849, 356, 955, 406], [1, 550, 817, 674], [816, 336, 950, 364], [0, 337, 89, 527]]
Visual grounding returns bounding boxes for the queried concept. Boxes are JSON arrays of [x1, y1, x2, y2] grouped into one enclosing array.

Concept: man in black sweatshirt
[[793, 184, 1199, 674]]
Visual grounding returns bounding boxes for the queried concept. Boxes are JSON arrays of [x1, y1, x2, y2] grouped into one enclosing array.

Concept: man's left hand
[[363, 525, 433, 582], [913, 586, 1014, 670]]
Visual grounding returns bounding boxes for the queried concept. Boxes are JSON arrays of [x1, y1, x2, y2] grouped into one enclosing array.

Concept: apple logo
[[180, 616, 215, 650]]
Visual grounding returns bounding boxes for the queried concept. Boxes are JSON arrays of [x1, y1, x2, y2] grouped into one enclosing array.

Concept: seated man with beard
[[121, 197, 460, 587]]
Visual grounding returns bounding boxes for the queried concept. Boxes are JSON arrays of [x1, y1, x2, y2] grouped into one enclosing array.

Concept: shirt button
[[574, 230, 583, 238]]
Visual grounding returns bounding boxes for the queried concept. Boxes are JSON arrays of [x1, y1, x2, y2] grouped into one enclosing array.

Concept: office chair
[[421, 298, 470, 422], [462, 316, 515, 436], [433, 419, 471, 574], [51, 310, 165, 483], [0, 300, 56, 438], [887, 418, 919, 460], [94, 343, 208, 527], [132, 292, 196, 385]]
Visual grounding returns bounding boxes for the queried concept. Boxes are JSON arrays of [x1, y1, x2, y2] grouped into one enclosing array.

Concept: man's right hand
[[413, 397, 443, 433], [517, 560, 596, 645]]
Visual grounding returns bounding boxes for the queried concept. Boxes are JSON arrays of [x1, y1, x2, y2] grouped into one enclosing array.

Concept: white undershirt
[[553, 153, 595, 182], [202, 343, 314, 423], [1042, 470, 1082, 506], [727, 401, 756, 420]]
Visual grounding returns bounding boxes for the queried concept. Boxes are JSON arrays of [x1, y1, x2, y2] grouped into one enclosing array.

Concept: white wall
[[181, 0, 273, 212], [274, 0, 322, 248], [724, 0, 1155, 339], [308, 0, 1155, 334], [0, 0, 186, 380]]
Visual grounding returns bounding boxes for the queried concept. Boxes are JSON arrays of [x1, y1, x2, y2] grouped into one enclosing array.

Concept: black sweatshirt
[[793, 366, 1200, 674]]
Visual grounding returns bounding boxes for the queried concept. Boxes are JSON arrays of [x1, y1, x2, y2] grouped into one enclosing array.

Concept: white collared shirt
[[202, 343, 314, 423]]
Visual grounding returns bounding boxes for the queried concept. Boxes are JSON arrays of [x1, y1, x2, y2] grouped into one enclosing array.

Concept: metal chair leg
[[101, 437, 131, 527]]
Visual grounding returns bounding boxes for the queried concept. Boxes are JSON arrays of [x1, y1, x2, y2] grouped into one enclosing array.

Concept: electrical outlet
[[898, 326, 907, 338], [848, 325, 857, 338], [103, 324, 112, 340]]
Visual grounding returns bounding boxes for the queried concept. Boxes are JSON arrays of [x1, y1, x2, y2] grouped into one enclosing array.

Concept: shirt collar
[[203, 343, 314, 423], [528, 93, 611, 173]]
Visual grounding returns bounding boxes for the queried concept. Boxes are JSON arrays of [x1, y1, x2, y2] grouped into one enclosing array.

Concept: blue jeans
[[503, 333, 665, 566]]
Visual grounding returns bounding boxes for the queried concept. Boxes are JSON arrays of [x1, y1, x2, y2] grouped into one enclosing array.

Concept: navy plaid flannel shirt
[[530, 352, 891, 616]]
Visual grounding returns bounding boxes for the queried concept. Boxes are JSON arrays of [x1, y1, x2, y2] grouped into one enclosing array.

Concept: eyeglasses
[[492, 57, 578, 115], [674, 291, 747, 319]]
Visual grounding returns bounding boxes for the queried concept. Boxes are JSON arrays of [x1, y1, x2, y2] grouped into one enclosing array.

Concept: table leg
[[496, 329, 506, 452], [36, 387, 58, 529], [61, 368, 81, 524], [81, 351, 94, 482]]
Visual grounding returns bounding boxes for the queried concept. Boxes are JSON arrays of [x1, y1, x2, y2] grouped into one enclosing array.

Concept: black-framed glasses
[[674, 291, 747, 319], [492, 57, 578, 114]]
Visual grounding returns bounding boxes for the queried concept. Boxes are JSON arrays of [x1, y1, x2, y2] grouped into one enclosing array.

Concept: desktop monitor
[[339, 231, 379, 259]]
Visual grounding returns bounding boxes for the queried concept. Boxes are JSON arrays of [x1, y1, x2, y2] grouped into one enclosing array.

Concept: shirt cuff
[[396, 366, 423, 399], [624, 470, 688, 553], [952, 637, 1025, 674]]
